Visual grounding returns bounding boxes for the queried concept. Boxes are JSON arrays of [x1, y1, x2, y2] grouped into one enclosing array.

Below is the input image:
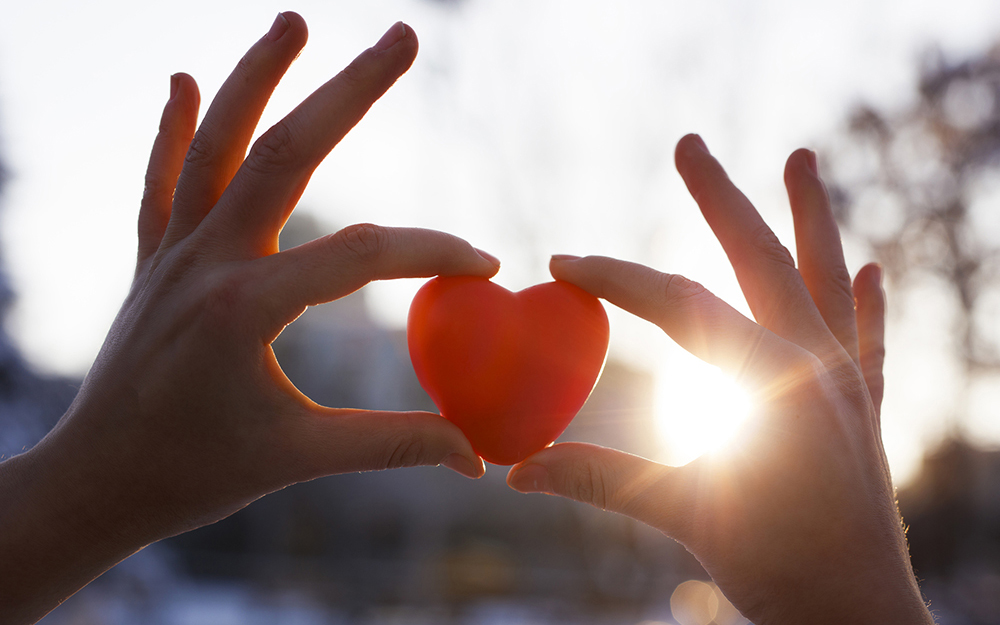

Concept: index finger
[[253, 224, 500, 339], [675, 135, 842, 361], [785, 149, 859, 363], [549, 255, 815, 397], [206, 22, 420, 256], [162, 12, 310, 248]]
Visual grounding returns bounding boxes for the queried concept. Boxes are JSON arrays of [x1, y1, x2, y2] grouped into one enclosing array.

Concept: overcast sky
[[2, 0, 1000, 480]]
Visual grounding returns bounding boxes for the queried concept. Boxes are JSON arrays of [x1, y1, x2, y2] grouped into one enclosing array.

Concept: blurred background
[[2, 0, 1000, 623]]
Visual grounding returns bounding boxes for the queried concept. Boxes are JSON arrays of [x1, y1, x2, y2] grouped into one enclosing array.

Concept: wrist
[[0, 408, 156, 623], [749, 558, 933, 625]]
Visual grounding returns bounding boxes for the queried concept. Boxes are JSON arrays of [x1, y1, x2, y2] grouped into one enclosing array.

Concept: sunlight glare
[[654, 354, 754, 467]]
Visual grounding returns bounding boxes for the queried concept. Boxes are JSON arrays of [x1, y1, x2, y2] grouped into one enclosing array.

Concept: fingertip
[[804, 149, 818, 175], [441, 453, 486, 479], [167, 73, 194, 96], [372, 21, 418, 61], [548, 254, 584, 284], [854, 262, 886, 303], [547, 253, 579, 276], [406, 23, 419, 53], [350, 21, 418, 88], [869, 262, 884, 289], [280, 10, 305, 29], [854, 261, 882, 287], [507, 462, 552, 494], [784, 148, 820, 184], [872, 263, 884, 289], [677, 133, 708, 154], [785, 149, 833, 228], [474, 248, 501, 269], [276, 11, 308, 45], [440, 247, 500, 279], [397, 24, 420, 70], [166, 73, 200, 113], [674, 133, 717, 184]]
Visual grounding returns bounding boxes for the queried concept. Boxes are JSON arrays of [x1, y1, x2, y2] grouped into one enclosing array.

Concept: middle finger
[[162, 12, 309, 248], [206, 22, 419, 257], [674, 134, 844, 360], [784, 148, 860, 363]]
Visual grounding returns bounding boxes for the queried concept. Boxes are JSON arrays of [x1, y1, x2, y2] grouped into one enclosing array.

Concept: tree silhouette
[[826, 43, 1000, 375], [826, 43, 1000, 619]]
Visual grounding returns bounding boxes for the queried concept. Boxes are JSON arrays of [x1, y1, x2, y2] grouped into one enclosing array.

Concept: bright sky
[[2, 0, 1000, 482]]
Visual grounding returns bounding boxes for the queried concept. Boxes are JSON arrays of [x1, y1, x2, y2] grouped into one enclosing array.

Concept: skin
[[508, 136, 935, 624], [0, 14, 497, 624], [0, 13, 933, 625]]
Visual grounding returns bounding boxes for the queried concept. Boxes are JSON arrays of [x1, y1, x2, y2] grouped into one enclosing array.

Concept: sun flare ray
[[654, 355, 754, 467]]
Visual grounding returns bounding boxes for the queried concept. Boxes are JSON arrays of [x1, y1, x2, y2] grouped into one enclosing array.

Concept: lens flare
[[670, 579, 748, 625], [654, 353, 753, 466]]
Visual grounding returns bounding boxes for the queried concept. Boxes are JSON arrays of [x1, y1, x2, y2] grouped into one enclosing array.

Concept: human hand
[[1, 14, 495, 623], [507, 136, 932, 624]]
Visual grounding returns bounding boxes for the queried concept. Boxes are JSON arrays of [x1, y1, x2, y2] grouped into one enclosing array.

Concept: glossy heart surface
[[407, 276, 609, 465]]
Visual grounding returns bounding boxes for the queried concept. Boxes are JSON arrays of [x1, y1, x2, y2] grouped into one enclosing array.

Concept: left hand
[[0, 15, 495, 624]]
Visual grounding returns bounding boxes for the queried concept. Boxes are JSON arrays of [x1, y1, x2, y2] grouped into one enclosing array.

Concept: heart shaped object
[[407, 276, 609, 465]]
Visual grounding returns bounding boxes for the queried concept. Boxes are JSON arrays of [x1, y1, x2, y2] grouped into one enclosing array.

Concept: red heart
[[407, 276, 609, 465]]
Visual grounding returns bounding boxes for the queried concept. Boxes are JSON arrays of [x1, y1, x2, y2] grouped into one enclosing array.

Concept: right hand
[[508, 136, 932, 624]]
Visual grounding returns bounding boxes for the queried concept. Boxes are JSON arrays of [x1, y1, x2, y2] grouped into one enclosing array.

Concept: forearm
[[0, 424, 151, 624], [745, 528, 934, 625], [758, 572, 933, 625]]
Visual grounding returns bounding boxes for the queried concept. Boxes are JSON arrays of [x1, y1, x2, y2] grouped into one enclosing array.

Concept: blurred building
[[900, 438, 1000, 624], [0, 163, 80, 459]]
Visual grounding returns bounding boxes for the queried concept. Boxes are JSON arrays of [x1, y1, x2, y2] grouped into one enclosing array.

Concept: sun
[[653, 352, 754, 467]]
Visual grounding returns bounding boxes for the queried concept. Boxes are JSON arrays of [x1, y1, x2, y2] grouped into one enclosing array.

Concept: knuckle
[[232, 53, 256, 84], [780, 352, 831, 401], [336, 57, 374, 93], [798, 351, 828, 382], [183, 130, 216, 168], [383, 435, 426, 470], [157, 115, 174, 135], [823, 268, 857, 306], [825, 355, 865, 391], [747, 223, 796, 269], [570, 462, 612, 511], [658, 273, 709, 310], [142, 172, 173, 203], [246, 120, 301, 174], [329, 223, 390, 265]]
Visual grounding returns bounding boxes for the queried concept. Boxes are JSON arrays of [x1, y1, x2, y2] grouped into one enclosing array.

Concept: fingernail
[[265, 12, 289, 42], [508, 464, 551, 493], [441, 453, 485, 479], [374, 21, 407, 51], [689, 134, 708, 152], [475, 248, 501, 268], [169, 74, 179, 100], [551, 254, 581, 262], [805, 149, 819, 175]]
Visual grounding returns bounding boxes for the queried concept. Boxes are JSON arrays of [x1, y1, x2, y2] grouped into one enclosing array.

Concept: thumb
[[288, 408, 485, 480], [252, 224, 501, 338], [507, 443, 690, 540]]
